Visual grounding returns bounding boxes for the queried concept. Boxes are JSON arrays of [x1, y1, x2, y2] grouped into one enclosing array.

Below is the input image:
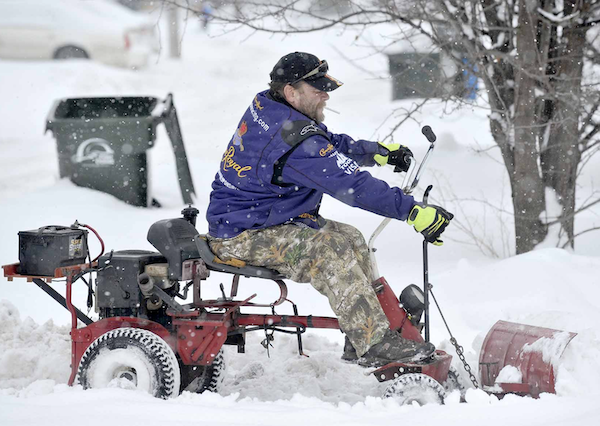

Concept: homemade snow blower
[[3, 126, 577, 404]]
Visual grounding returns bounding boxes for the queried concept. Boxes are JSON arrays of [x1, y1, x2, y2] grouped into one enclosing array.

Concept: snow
[[535, 187, 566, 249], [1, 8, 600, 426], [537, 7, 581, 24], [85, 345, 157, 390], [495, 365, 522, 384], [522, 331, 575, 371]]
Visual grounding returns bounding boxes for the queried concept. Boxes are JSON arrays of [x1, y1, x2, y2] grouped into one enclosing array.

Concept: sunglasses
[[290, 60, 329, 86]]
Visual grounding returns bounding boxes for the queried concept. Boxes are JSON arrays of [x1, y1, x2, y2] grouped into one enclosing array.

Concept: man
[[206, 52, 453, 366]]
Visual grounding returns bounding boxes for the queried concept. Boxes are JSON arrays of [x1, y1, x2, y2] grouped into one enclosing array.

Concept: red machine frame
[[3, 260, 452, 388]]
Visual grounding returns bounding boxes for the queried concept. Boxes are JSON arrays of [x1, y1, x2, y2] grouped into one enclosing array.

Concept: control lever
[[369, 125, 438, 281]]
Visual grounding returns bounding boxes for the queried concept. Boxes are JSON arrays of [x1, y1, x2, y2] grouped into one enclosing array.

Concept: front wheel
[[443, 366, 468, 400], [384, 373, 445, 406], [76, 327, 181, 399]]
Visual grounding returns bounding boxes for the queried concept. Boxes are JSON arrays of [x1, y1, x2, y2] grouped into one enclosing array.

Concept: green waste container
[[46, 95, 196, 207], [46, 96, 161, 207]]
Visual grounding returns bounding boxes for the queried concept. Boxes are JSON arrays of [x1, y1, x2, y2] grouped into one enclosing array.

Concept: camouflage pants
[[208, 220, 390, 356]]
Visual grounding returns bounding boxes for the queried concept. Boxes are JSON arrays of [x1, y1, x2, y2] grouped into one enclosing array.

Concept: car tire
[[54, 46, 89, 60]]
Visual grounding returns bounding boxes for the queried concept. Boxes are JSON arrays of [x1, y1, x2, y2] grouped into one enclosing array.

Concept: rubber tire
[[384, 373, 445, 406], [77, 328, 181, 399], [179, 351, 225, 393], [54, 46, 89, 60]]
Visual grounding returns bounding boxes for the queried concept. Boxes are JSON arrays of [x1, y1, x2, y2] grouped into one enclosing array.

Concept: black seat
[[195, 234, 285, 280], [147, 218, 201, 280]]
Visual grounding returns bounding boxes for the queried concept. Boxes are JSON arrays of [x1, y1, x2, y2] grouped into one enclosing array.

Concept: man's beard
[[298, 98, 325, 123]]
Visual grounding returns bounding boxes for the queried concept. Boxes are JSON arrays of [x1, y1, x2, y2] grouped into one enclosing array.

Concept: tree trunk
[[512, 0, 547, 254], [540, 21, 586, 247]]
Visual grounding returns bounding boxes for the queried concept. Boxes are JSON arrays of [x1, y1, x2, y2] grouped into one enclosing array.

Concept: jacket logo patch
[[221, 146, 252, 178], [319, 143, 334, 157], [329, 151, 359, 175], [300, 124, 320, 135], [232, 121, 248, 151], [250, 99, 270, 131]]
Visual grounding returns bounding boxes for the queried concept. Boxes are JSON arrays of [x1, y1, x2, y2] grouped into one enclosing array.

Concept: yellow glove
[[407, 203, 454, 246], [374, 143, 413, 172]]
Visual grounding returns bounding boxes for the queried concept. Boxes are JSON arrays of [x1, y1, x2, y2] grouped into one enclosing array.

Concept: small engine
[[96, 250, 178, 326]]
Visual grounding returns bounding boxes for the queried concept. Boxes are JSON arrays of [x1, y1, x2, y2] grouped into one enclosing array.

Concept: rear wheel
[[384, 373, 445, 406], [77, 328, 180, 399], [179, 351, 225, 393], [54, 46, 89, 60]]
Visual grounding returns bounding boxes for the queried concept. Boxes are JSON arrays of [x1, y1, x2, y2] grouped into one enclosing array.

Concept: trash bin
[[45, 95, 195, 207]]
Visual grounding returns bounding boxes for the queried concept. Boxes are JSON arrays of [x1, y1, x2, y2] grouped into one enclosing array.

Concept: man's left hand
[[408, 203, 454, 246], [374, 143, 413, 172]]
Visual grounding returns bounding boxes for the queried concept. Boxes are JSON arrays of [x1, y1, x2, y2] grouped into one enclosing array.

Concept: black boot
[[358, 329, 435, 367], [341, 335, 358, 362]]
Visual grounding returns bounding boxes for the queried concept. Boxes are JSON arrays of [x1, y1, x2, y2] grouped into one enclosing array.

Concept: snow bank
[[0, 300, 70, 391]]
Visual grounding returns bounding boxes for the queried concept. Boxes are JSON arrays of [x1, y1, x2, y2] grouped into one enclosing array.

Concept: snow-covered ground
[[1, 8, 600, 426]]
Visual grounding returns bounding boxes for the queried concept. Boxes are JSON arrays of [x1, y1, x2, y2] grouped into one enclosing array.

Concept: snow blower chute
[[478, 320, 577, 397]]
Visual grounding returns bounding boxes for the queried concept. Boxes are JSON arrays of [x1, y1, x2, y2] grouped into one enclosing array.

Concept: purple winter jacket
[[206, 90, 415, 238]]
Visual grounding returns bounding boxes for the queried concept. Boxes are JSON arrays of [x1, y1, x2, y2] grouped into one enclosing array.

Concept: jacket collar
[[267, 89, 293, 108], [266, 89, 324, 130]]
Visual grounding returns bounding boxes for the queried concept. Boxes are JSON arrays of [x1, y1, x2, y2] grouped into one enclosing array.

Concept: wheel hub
[[114, 367, 138, 386]]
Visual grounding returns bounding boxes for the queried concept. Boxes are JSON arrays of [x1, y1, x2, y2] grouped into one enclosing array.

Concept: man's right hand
[[407, 203, 454, 246], [374, 143, 413, 172], [387, 145, 413, 173]]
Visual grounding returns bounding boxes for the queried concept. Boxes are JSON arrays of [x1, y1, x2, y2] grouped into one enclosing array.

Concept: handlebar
[[403, 139, 436, 195], [394, 126, 437, 195], [368, 125, 437, 281], [422, 125, 436, 143], [399, 157, 416, 193]]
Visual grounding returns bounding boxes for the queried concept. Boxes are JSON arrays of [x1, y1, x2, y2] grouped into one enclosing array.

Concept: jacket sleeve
[[327, 131, 387, 167], [282, 135, 415, 221]]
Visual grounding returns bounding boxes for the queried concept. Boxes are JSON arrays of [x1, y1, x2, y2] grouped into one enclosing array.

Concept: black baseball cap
[[270, 52, 343, 92]]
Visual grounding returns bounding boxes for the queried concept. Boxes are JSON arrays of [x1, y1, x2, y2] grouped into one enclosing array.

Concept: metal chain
[[449, 336, 479, 388], [429, 287, 479, 388]]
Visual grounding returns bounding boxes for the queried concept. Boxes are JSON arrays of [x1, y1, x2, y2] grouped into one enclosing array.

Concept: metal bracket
[[32, 278, 93, 325]]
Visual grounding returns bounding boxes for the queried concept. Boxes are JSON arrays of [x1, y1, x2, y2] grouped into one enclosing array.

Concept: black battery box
[[18, 226, 88, 276]]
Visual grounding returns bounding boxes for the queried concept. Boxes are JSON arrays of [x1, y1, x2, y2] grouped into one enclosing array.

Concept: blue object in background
[[462, 57, 478, 100]]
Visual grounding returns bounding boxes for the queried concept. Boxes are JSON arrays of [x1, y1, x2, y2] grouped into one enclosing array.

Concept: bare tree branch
[[168, 0, 600, 256]]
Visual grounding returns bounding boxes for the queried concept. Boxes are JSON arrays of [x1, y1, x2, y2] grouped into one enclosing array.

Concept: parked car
[[0, 0, 159, 68]]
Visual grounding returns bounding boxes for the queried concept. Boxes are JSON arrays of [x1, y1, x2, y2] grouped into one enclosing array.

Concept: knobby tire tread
[[76, 327, 180, 399]]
